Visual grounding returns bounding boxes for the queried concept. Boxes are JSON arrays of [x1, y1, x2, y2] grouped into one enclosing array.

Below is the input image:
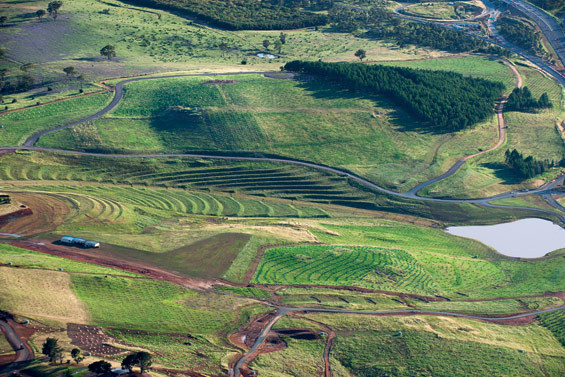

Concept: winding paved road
[[231, 304, 565, 377], [0, 319, 33, 373], [0, 67, 561, 222]]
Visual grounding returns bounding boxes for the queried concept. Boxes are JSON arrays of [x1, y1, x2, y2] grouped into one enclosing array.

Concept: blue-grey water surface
[[446, 218, 565, 258]]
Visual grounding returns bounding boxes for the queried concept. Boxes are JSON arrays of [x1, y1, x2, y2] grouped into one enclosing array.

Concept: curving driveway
[[231, 304, 565, 377], [0, 319, 33, 373], [0, 68, 562, 221]]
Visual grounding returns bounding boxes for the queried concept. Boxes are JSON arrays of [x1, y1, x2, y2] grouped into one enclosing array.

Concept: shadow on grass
[[480, 162, 523, 184], [293, 79, 444, 134]]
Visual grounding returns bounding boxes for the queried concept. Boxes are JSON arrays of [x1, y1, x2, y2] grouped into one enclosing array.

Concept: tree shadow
[[480, 162, 522, 184], [293, 79, 445, 134]]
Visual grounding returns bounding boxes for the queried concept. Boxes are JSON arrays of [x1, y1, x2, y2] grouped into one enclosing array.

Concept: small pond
[[257, 53, 276, 59], [446, 218, 565, 258]]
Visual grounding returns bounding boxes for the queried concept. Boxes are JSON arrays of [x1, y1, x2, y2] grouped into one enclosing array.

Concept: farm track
[[231, 303, 565, 377], [0, 64, 561, 219]]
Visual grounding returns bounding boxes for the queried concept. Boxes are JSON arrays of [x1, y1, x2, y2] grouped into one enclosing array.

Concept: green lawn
[[71, 274, 270, 334], [0, 92, 113, 146], [0, 244, 140, 277], [320, 314, 565, 377], [419, 63, 565, 198], [36, 69, 507, 192], [251, 236, 565, 298]]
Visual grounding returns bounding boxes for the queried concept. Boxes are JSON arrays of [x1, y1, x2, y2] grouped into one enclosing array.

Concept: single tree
[[262, 39, 270, 50], [77, 74, 85, 90], [354, 49, 366, 61], [88, 360, 112, 375], [71, 348, 84, 364], [20, 62, 33, 72], [121, 353, 137, 371], [279, 32, 287, 44], [36, 9, 46, 20], [63, 66, 76, 78], [219, 42, 228, 57], [47, 1, 63, 20], [100, 44, 116, 60], [0, 48, 5, 59], [136, 352, 152, 373], [0, 68, 7, 79], [42, 338, 64, 364], [0, 16, 7, 27], [274, 39, 283, 54]]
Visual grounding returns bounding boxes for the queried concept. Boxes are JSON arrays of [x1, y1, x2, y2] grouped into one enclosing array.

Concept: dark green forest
[[125, 0, 330, 30], [284, 60, 504, 131], [529, 0, 563, 11], [496, 17, 544, 56], [506, 86, 552, 112], [504, 149, 556, 179]]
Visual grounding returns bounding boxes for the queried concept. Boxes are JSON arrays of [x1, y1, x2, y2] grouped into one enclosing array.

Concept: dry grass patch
[[0, 267, 88, 324]]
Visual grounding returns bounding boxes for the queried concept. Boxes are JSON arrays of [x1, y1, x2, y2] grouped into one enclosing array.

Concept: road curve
[[407, 59, 520, 198], [3, 65, 562, 221], [231, 304, 565, 377], [22, 71, 269, 147], [0, 319, 33, 366]]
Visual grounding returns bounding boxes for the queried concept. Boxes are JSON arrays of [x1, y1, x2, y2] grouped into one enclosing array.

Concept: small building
[[85, 240, 100, 248], [60, 236, 100, 248]]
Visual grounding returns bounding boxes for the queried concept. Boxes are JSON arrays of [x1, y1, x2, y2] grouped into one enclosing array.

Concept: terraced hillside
[[253, 245, 439, 294], [251, 244, 565, 298], [0, 151, 377, 213]]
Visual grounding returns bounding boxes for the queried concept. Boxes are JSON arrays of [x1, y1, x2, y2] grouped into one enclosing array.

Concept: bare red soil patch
[[0, 193, 71, 236]]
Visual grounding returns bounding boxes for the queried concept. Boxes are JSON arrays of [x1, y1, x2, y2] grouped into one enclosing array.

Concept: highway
[[503, 0, 565, 67]]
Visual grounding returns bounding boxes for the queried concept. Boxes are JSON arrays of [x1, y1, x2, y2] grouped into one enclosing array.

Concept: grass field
[[251, 241, 565, 298], [68, 232, 252, 279], [0, 92, 113, 146], [35, 67, 508, 192], [250, 316, 327, 377], [539, 310, 565, 346], [0, 267, 88, 324], [2, 150, 542, 226], [275, 287, 410, 311], [308, 313, 565, 377], [419, 63, 565, 198], [0, 333, 13, 355], [71, 274, 271, 334], [253, 245, 441, 294], [400, 1, 482, 20], [107, 329, 235, 374], [0, 244, 140, 277]]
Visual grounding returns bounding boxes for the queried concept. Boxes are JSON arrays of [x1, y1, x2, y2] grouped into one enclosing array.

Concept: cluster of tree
[[506, 86, 552, 112], [328, 6, 509, 56], [88, 351, 152, 375], [262, 32, 287, 53], [374, 21, 484, 53], [121, 351, 153, 373], [0, 62, 36, 94], [41, 338, 84, 364], [505, 149, 556, 179], [126, 0, 328, 30], [33, 1, 63, 21], [529, 0, 563, 11], [496, 17, 544, 57], [284, 60, 504, 131]]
